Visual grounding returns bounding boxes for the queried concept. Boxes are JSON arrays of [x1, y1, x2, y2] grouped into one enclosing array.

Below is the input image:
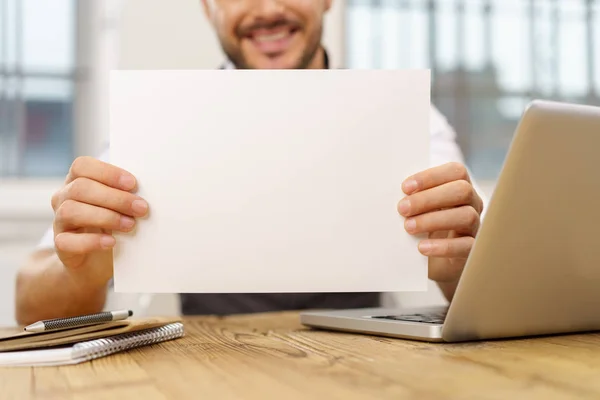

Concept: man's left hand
[[397, 162, 484, 301]]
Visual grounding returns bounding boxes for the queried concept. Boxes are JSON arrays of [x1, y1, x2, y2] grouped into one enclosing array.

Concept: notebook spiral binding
[[71, 322, 184, 362]]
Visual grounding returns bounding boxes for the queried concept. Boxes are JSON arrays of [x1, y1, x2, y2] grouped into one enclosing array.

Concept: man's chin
[[243, 53, 306, 70]]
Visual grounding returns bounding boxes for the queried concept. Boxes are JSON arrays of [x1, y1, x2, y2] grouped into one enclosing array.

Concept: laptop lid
[[441, 100, 600, 342]]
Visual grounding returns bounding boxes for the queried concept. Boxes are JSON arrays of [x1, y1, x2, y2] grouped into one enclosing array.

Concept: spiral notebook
[[0, 321, 184, 367]]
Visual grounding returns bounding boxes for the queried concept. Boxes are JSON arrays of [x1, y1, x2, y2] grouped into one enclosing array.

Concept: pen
[[24, 310, 133, 333]]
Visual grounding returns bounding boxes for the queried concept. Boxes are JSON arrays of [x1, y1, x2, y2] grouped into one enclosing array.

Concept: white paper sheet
[[109, 69, 430, 293]]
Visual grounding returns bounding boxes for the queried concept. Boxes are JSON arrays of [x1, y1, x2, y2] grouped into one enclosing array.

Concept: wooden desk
[[2, 311, 600, 399]]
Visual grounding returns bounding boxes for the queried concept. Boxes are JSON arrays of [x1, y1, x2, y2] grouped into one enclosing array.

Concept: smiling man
[[204, 0, 328, 69], [15, 0, 485, 324]]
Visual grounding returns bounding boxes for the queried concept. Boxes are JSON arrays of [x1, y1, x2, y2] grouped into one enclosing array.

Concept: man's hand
[[50, 156, 149, 287], [397, 162, 484, 301]]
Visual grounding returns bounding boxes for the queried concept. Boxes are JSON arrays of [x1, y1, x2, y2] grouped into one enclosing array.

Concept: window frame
[[344, 0, 598, 191], [0, 1, 111, 218]]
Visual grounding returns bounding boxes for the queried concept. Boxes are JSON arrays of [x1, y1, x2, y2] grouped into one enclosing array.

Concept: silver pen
[[24, 310, 133, 332]]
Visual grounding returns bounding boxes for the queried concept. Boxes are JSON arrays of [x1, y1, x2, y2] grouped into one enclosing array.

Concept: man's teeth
[[254, 31, 289, 42]]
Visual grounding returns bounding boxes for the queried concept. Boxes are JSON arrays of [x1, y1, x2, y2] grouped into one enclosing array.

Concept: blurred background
[[0, 0, 598, 325]]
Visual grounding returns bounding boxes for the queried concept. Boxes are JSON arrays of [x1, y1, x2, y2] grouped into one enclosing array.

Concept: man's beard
[[221, 27, 323, 70]]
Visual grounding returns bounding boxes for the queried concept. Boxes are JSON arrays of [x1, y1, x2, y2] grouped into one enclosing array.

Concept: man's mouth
[[245, 25, 300, 55]]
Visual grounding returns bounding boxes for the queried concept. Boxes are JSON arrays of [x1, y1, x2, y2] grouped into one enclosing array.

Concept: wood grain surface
[[2, 311, 600, 399]]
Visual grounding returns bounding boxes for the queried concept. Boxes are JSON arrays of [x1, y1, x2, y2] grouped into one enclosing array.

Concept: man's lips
[[243, 25, 299, 55]]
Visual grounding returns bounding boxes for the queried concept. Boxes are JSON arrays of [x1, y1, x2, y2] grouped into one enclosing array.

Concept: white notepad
[[0, 323, 184, 367], [110, 69, 431, 293]]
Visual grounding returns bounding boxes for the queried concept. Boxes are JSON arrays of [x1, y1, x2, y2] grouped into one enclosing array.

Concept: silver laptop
[[301, 100, 600, 342]]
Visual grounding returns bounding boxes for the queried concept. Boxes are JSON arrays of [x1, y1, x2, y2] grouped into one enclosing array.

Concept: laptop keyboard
[[370, 310, 447, 325]]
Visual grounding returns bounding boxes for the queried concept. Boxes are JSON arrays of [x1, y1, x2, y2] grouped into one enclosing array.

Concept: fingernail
[[419, 241, 433, 254], [403, 179, 418, 194], [119, 174, 136, 190], [405, 218, 417, 233], [398, 199, 411, 216], [120, 216, 135, 230], [101, 236, 116, 249], [132, 199, 148, 216]]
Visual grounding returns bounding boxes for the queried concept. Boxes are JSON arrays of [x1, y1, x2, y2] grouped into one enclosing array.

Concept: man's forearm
[[15, 250, 107, 325]]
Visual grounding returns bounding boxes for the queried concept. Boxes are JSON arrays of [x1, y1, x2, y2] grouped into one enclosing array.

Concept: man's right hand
[[50, 156, 149, 286]]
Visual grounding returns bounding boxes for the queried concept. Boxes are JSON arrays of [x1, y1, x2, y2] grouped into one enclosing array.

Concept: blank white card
[[110, 69, 430, 293]]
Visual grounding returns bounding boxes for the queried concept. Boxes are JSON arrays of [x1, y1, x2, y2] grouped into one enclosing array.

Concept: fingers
[[64, 156, 137, 192], [49, 157, 142, 273], [418, 236, 475, 259], [398, 179, 483, 217], [53, 177, 148, 217], [401, 163, 481, 285], [54, 200, 137, 233], [55, 232, 116, 254], [402, 162, 470, 195], [404, 206, 480, 237]]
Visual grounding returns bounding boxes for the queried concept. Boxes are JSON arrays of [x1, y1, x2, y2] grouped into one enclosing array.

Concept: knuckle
[[53, 233, 69, 252], [449, 162, 468, 180], [70, 156, 91, 177], [455, 180, 474, 203], [50, 190, 61, 211], [65, 177, 88, 200], [56, 199, 78, 222], [463, 206, 479, 225], [461, 206, 479, 229], [465, 236, 476, 247]]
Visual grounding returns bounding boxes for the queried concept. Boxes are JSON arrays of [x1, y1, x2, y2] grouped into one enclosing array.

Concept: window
[[0, 0, 77, 178], [346, 0, 600, 180]]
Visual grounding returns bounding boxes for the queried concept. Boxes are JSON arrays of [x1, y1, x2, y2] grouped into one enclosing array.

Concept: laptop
[[300, 100, 600, 342]]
